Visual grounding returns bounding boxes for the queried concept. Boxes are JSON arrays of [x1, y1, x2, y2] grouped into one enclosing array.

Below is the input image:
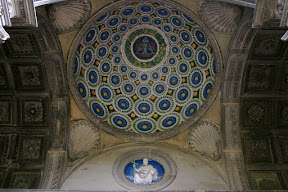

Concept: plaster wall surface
[[61, 146, 229, 190]]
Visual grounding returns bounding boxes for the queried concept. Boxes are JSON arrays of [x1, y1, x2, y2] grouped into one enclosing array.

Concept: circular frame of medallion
[[112, 149, 177, 190], [67, 0, 222, 141]]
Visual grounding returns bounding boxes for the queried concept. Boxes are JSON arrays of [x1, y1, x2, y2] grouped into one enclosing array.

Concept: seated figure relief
[[133, 158, 158, 184]]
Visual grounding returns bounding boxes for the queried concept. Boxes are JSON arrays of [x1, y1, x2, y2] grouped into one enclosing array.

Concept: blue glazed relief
[[124, 158, 165, 184]]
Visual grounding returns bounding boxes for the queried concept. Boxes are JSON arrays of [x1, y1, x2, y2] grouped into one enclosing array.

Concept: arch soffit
[[221, 12, 259, 190], [35, 8, 70, 189]]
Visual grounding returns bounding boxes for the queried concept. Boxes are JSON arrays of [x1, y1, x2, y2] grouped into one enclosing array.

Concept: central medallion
[[122, 25, 169, 71], [133, 36, 157, 61]]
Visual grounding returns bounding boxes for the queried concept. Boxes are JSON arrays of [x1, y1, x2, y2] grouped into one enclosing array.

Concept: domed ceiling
[[68, 0, 221, 140]]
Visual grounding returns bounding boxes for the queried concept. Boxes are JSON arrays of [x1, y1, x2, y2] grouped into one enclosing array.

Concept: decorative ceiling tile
[[4, 33, 39, 57], [19, 66, 41, 86], [67, 0, 222, 140], [6, 170, 41, 189], [199, 0, 242, 35], [241, 99, 272, 128], [279, 66, 288, 93], [249, 171, 283, 190], [0, 64, 8, 89], [21, 98, 46, 125], [0, 135, 10, 162], [243, 137, 274, 164], [277, 100, 288, 127], [278, 137, 288, 164], [244, 64, 276, 92], [17, 135, 45, 163], [12, 64, 44, 90], [250, 31, 287, 59], [0, 99, 11, 125]]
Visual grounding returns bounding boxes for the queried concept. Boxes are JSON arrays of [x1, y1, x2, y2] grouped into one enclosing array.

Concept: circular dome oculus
[[68, 0, 221, 140]]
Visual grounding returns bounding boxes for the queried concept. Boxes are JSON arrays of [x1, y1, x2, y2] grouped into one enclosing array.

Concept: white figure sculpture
[[133, 158, 158, 184]]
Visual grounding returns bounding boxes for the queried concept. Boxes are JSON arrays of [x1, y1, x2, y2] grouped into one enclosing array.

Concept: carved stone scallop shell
[[199, 0, 242, 35], [188, 121, 222, 161], [47, 0, 91, 34], [68, 119, 101, 160]]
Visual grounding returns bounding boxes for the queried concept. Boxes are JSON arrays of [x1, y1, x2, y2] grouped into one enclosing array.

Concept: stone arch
[[35, 8, 70, 189], [0, 7, 69, 189], [221, 12, 258, 190]]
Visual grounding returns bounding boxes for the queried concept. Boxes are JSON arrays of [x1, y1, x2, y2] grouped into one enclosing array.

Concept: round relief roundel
[[68, 0, 221, 140]]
